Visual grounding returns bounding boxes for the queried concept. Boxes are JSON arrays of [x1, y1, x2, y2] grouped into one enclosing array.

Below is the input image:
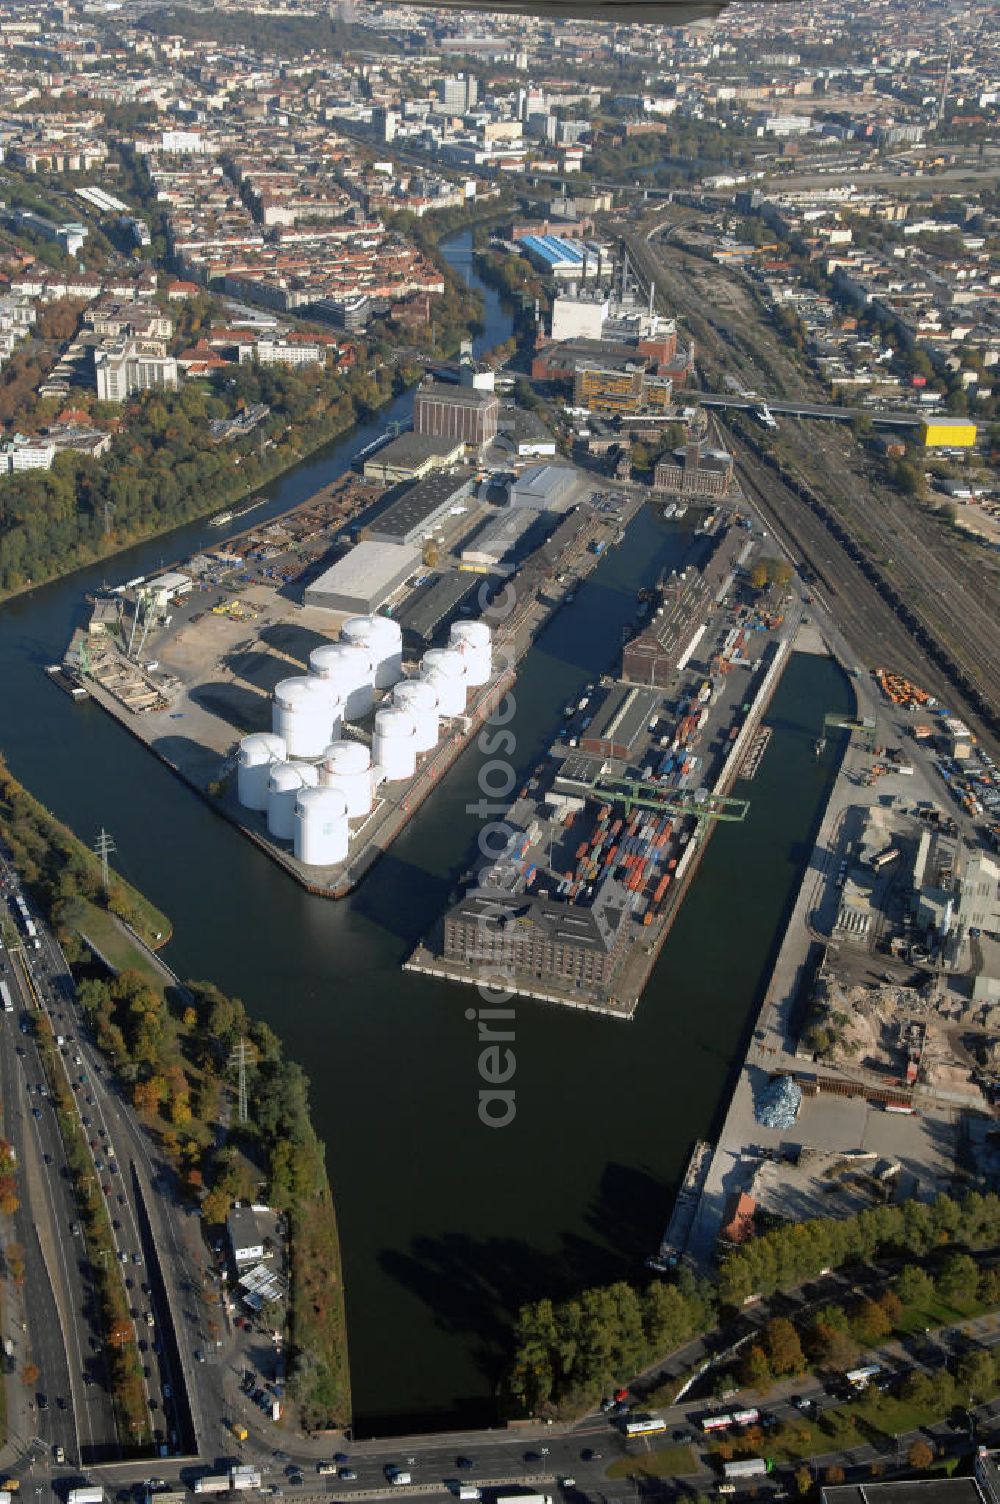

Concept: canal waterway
[[0, 232, 851, 1433]]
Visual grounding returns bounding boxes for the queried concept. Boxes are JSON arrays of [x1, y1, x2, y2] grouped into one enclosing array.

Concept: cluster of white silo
[[234, 613, 492, 868]]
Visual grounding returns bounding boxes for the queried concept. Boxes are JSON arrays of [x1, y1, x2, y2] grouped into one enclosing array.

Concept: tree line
[[508, 1193, 1000, 1417], [738, 1254, 1000, 1394], [508, 1271, 715, 1416], [0, 352, 395, 596], [0, 759, 350, 1429], [73, 968, 351, 1430]]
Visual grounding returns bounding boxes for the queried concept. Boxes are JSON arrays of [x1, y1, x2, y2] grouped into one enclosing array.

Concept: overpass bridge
[[683, 390, 924, 427]]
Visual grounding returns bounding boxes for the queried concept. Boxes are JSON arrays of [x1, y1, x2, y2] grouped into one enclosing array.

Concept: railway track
[[627, 229, 1000, 747], [728, 427, 1000, 750], [776, 422, 1000, 717]]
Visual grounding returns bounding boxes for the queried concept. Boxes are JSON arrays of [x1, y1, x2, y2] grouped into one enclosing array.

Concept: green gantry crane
[[586, 772, 750, 825], [816, 712, 876, 756]]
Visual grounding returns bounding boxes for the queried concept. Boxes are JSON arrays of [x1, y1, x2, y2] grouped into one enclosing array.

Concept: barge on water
[[45, 664, 89, 701]]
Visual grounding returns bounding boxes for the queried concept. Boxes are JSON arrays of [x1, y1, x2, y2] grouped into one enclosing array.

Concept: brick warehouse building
[[413, 380, 499, 447]]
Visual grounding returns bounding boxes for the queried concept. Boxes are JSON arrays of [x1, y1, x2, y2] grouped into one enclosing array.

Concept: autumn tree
[[908, 1440, 935, 1470], [850, 1296, 892, 1346], [764, 1316, 805, 1377], [740, 1344, 772, 1390]]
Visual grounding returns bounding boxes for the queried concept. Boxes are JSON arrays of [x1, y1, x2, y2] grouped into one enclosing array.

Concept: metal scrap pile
[[756, 1074, 802, 1129]]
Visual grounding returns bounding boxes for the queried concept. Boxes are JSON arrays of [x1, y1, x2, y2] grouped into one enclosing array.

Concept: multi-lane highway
[[0, 879, 116, 1466]]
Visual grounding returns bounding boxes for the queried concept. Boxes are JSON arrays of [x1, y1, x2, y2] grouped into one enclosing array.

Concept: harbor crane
[[585, 773, 750, 825], [815, 713, 876, 758]]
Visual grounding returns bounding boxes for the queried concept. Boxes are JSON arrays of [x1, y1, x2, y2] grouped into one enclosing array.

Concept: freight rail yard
[[620, 228, 1000, 751], [407, 520, 798, 1017], [58, 445, 631, 895]]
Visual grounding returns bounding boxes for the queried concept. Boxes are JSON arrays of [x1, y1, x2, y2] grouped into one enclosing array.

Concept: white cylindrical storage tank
[[293, 787, 349, 868], [272, 676, 338, 758], [266, 761, 319, 841], [449, 621, 492, 687], [237, 732, 287, 811], [419, 646, 469, 716], [393, 678, 439, 753], [421, 666, 464, 718], [372, 707, 418, 782], [309, 642, 375, 721], [319, 741, 373, 818], [342, 616, 404, 690]]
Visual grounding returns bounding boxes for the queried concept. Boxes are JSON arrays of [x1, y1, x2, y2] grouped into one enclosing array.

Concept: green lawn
[[62, 897, 167, 994], [607, 1445, 699, 1479], [894, 1294, 983, 1334]]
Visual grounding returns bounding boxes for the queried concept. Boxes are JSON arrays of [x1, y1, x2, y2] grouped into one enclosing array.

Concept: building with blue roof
[[519, 236, 613, 280]]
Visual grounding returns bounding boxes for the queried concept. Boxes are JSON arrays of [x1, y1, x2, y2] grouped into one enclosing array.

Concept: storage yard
[[666, 613, 1000, 1268], [406, 520, 800, 1016], [61, 456, 631, 896]]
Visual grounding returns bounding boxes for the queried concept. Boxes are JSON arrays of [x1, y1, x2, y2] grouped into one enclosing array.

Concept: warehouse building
[[304, 539, 421, 614], [500, 405, 557, 458], [518, 235, 614, 282], [442, 884, 627, 989], [508, 463, 577, 510], [413, 380, 499, 447], [367, 471, 474, 546], [622, 528, 744, 688], [580, 684, 660, 762], [397, 572, 479, 644], [654, 443, 734, 498], [362, 432, 465, 485], [460, 508, 543, 574]]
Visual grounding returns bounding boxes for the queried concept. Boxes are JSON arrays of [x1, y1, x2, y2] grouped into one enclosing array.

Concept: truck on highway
[[722, 1459, 773, 1481], [495, 1496, 552, 1504], [68, 1489, 105, 1504], [230, 1469, 261, 1492], [0, 981, 12, 1014], [194, 1478, 232, 1495]]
